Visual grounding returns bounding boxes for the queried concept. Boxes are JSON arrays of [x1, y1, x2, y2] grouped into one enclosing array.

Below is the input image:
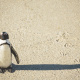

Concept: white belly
[[0, 45, 12, 68]]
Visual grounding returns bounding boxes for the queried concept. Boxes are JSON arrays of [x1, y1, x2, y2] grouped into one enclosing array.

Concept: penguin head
[[0, 32, 9, 40]]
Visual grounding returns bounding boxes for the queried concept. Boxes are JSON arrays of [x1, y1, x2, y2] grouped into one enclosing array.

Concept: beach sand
[[0, 0, 80, 80]]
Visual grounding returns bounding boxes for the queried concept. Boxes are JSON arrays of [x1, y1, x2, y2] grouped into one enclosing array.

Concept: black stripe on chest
[[0, 42, 10, 46]]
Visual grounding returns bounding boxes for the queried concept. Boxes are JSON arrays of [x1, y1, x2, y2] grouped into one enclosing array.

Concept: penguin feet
[[0, 66, 13, 73], [8, 68, 12, 73], [7, 66, 12, 73], [2, 69, 6, 73], [0, 68, 6, 73]]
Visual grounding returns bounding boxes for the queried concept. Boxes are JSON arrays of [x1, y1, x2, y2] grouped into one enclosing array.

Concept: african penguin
[[0, 32, 19, 73]]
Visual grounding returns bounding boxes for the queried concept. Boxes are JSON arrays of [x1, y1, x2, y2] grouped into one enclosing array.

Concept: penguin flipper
[[11, 46, 20, 64]]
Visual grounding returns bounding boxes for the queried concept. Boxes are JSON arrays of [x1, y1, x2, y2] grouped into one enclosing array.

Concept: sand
[[0, 0, 80, 80]]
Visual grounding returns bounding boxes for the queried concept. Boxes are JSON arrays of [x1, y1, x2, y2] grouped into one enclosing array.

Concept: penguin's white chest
[[0, 45, 12, 68]]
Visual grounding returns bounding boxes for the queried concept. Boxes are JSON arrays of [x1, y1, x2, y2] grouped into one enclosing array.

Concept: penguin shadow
[[12, 64, 80, 72]]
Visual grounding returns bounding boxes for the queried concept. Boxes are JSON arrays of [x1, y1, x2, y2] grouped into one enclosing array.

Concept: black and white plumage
[[0, 32, 19, 73]]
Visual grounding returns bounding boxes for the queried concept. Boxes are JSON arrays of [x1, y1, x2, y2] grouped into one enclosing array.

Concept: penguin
[[0, 32, 19, 73]]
